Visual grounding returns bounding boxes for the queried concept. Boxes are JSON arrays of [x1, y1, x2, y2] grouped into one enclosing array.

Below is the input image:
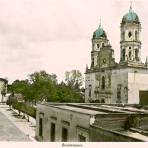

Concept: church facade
[[85, 5, 148, 104]]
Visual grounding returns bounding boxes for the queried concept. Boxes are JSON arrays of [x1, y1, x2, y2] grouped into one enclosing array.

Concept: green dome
[[93, 25, 107, 39], [122, 9, 140, 24]]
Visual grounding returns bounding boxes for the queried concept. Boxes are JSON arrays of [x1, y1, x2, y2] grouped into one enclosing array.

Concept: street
[[0, 104, 36, 141]]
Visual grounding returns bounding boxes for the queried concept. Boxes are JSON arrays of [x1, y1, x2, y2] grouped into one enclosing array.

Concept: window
[[117, 84, 122, 103], [50, 123, 55, 142], [62, 128, 68, 142], [101, 76, 105, 90], [135, 31, 138, 40], [39, 118, 43, 137], [128, 31, 132, 38], [97, 44, 100, 48], [102, 43, 105, 47], [122, 31, 125, 40], [91, 57, 94, 67], [89, 85, 91, 97], [101, 99, 105, 103], [135, 49, 139, 60], [78, 135, 86, 142], [129, 51, 131, 60], [122, 49, 125, 60]]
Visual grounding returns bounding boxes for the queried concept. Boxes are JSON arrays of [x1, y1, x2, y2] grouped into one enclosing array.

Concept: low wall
[[90, 126, 144, 142]]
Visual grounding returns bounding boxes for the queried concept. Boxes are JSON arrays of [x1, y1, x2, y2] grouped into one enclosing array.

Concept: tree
[[28, 71, 58, 103], [28, 70, 57, 84], [65, 70, 84, 91], [57, 82, 83, 103], [8, 80, 29, 94], [8, 70, 84, 104]]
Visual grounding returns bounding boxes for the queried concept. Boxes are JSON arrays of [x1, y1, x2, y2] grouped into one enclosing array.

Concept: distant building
[[36, 103, 148, 142], [85, 4, 148, 104], [0, 78, 8, 102]]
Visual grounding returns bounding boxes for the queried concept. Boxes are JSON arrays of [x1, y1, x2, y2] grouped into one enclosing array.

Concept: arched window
[[135, 31, 138, 40], [91, 56, 94, 67], [101, 76, 105, 90], [122, 31, 125, 41], [97, 44, 100, 48], [117, 84, 121, 103], [89, 85, 92, 97], [135, 49, 139, 61], [129, 51, 131, 60], [122, 49, 125, 60], [102, 43, 105, 47], [128, 31, 132, 38], [101, 99, 105, 103]]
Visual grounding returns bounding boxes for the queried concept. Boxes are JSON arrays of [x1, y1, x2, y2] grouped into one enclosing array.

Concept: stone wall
[[36, 104, 91, 142], [85, 73, 96, 102], [128, 69, 148, 104], [94, 114, 128, 130], [90, 126, 143, 142], [111, 68, 128, 103]]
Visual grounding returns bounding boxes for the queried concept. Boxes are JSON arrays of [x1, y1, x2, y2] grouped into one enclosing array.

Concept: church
[[85, 4, 148, 104]]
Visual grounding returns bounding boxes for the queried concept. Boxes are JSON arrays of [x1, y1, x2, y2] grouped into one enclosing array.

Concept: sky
[[0, 0, 147, 83]]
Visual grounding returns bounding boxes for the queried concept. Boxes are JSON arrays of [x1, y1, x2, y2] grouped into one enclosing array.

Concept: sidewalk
[[0, 104, 37, 142]]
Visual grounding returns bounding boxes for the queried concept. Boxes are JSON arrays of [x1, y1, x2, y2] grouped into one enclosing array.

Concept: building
[[85, 4, 148, 104], [0, 78, 8, 102], [36, 103, 148, 142]]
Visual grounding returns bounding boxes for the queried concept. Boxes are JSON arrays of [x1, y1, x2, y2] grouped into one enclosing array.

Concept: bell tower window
[[128, 31, 132, 38], [129, 51, 131, 60], [122, 31, 125, 41], [122, 49, 125, 60], [135, 31, 138, 40], [101, 76, 105, 90], [97, 44, 100, 48], [91, 55, 94, 67], [135, 49, 139, 61]]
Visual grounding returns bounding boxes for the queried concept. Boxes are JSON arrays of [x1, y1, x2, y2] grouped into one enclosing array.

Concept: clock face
[[103, 58, 106, 64]]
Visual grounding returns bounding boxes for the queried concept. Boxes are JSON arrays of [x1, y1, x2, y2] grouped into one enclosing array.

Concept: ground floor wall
[[111, 68, 128, 103], [36, 104, 91, 142], [85, 73, 96, 102], [85, 67, 148, 104], [36, 104, 148, 142], [128, 72, 148, 104]]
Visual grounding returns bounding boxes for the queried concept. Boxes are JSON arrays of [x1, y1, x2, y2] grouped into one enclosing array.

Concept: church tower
[[91, 21, 109, 68], [85, 21, 116, 103], [120, 4, 142, 65], [85, 2, 148, 104]]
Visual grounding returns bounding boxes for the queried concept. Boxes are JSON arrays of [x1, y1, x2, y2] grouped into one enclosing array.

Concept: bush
[[124, 114, 140, 130], [12, 101, 36, 118]]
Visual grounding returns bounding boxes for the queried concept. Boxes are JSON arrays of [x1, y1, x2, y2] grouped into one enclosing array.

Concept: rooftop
[[38, 103, 148, 142], [40, 102, 148, 115]]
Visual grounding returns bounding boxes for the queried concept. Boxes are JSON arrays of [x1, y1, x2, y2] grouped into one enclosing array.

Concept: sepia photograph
[[0, 0, 148, 147]]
